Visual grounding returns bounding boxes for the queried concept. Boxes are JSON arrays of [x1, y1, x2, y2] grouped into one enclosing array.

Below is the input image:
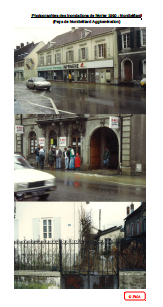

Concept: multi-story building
[[14, 41, 45, 80], [124, 202, 146, 239], [116, 27, 146, 83], [37, 27, 118, 84], [14, 114, 146, 175]]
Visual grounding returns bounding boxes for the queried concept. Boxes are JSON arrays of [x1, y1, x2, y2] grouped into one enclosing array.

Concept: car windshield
[[14, 156, 32, 170], [33, 77, 46, 82]]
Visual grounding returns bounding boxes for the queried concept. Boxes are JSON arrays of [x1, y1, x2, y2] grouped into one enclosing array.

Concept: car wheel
[[39, 194, 49, 201]]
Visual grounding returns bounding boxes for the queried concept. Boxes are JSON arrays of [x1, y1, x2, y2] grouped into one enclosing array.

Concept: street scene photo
[[14, 201, 146, 289], [14, 114, 146, 202], [14, 27, 146, 114]]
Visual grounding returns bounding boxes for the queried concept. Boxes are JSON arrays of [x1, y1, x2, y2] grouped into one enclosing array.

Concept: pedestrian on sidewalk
[[75, 153, 81, 171], [103, 146, 110, 169], [35, 144, 40, 169], [69, 146, 75, 169], [69, 73, 72, 83], [39, 146, 45, 169], [55, 146, 62, 169], [63, 147, 69, 169], [49, 146, 55, 170]]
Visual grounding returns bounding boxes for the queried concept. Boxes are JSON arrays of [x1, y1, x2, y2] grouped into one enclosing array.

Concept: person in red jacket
[[75, 153, 81, 171]]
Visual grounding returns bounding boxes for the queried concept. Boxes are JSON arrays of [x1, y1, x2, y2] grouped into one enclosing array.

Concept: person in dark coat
[[75, 153, 81, 171], [39, 146, 45, 169], [49, 146, 55, 170], [35, 144, 40, 169], [103, 146, 110, 170]]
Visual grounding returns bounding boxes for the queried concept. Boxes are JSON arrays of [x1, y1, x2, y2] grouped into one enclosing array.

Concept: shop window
[[29, 131, 37, 154], [49, 130, 57, 147], [77, 70, 87, 81]]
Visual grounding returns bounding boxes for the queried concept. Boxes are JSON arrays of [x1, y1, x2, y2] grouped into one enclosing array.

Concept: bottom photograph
[[14, 201, 146, 289]]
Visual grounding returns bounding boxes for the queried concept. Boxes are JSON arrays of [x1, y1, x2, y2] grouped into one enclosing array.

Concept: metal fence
[[14, 238, 146, 274]]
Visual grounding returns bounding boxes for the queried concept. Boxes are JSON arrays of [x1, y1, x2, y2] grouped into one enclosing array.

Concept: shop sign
[[60, 137, 66, 146], [37, 65, 63, 71], [63, 63, 79, 69], [15, 125, 24, 134], [109, 116, 119, 129], [39, 138, 45, 146]]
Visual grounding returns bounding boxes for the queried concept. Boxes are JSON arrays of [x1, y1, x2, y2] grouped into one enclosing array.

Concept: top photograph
[[14, 27, 146, 115]]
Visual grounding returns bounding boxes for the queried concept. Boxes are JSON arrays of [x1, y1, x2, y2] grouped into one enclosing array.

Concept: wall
[[119, 271, 146, 289], [24, 42, 45, 79], [61, 274, 118, 289], [130, 114, 146, 172], [14, 271, 60, 289]]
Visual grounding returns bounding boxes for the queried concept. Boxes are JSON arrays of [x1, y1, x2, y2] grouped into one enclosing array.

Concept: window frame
[[42, 218, 53, 240], [141, 29, 146, 46]]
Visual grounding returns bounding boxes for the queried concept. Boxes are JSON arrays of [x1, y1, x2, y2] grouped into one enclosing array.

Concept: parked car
[[26, 77, 51, 90], [14, 154, 56, 201], [140, 78, 146, 91]]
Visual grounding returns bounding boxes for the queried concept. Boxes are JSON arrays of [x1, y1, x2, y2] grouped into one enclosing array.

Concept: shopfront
[[37, 65, 64, 80]]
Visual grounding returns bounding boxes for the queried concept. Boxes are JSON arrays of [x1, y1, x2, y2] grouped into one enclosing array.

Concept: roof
[[94, 225, 123, 239], [124, 203, 146, 221], [14, 42, 40, 62], [37, 27, 115, 53]]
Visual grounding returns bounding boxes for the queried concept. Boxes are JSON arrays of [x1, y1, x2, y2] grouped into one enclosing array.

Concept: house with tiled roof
[[14, 41, 45, 80], [37, 27, 118, 84]]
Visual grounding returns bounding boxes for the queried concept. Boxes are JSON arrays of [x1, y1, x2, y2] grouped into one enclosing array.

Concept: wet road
[[14, 81, 146, 114], [22, 170, 146, 202]]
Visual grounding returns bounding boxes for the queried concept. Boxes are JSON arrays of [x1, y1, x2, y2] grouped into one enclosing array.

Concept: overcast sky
[[85, 201, 141, 230], [14, 27, 71, 48]]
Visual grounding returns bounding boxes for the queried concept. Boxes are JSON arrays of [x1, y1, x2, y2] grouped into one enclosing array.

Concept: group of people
[[64, 73, 72, 82], [35, 144, 81, 171]]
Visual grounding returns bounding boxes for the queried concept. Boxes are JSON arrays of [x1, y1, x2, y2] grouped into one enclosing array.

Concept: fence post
[[117, 239, 119, 289], [59, 240, 62, 273]]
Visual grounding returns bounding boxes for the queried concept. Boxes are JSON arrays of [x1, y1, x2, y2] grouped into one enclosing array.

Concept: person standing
[[55, 146, 62, 169], [75, 153, 81, 171], [49, 146, 55, 170], [103, 146, 110, 170], [63, 148, 69, 170], [69, 146, 75, 169], [39, 146, 45, 169], [69, 73, 72, 83], [35, 144, 40, 169]]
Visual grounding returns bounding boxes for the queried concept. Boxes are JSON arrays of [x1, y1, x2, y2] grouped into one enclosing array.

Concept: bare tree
[[79, 206, 93, 241]]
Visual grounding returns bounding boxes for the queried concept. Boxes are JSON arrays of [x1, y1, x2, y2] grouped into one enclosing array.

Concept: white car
[[26, 77, 51, 91], [14, 154, 56, 201]]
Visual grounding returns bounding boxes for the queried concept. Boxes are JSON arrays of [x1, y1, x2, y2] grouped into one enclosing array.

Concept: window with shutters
[[46, 55, 51, 65], [81, 48, 86, 60], [40, 56, 44, 66], [66, 50, 74, 62], [94, 44, 106, 59], [131, 223, 134, 235], [141, 29, 146, 46], [123, 33, 130, 49], [42, 219, 52, 239], [55, 53, 61, 64]]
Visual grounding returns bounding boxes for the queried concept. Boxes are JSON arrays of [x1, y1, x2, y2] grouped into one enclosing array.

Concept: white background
[[1, 1, 161, 306]]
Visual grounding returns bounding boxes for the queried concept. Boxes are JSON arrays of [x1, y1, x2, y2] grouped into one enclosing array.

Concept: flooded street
[[14, 81, 146, 114]]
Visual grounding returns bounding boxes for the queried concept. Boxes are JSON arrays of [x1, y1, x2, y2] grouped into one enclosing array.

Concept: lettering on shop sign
[[63, 64, 79, 69]]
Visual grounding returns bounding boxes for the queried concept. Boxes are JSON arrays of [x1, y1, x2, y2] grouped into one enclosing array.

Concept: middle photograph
[[14, 114, 146, 202]]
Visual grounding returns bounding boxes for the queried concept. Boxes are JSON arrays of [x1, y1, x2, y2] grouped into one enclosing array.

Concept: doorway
[[90, 127, 119, 169], [124, 60, 132, 81]]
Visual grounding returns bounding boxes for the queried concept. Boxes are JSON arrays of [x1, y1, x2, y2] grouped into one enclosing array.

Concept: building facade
[[14, 41, 45, 80], [117, 27, 146, 83], [124, 202, 146, 239], [37, 27, 118, 84], [14, 114, 146, 175]]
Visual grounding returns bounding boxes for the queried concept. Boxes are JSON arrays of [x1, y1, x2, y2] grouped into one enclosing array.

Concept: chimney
[[127, 206, 130, 216], [71, 27, 75, 32], [99, 209, 101, 230], [26, 42, 29, 45], [20, 43, 24, 48], [130, 203, 134, 213], [16, 46, 20, 49]]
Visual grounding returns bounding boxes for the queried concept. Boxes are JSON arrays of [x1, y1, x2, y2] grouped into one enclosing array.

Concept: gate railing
[[14, 238, 146, 274]]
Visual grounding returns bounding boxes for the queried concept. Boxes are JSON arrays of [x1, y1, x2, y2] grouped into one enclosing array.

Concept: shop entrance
[[90, 127, 119, 170]]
